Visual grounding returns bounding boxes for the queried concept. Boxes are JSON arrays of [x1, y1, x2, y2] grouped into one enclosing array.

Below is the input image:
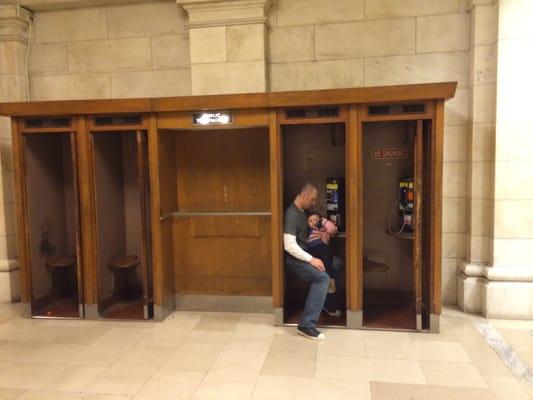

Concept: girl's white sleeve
[[283, 233, 313, 263]]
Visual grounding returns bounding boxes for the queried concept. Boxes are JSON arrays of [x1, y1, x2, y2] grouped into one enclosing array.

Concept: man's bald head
[[295, 182, 318, 210], [298, 182, 318, 196]]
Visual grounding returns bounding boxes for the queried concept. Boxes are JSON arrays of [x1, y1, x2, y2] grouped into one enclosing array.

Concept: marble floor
[[0, 304, 531, 400]]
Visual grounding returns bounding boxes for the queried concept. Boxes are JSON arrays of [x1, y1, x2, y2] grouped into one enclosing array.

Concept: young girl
[[307, 212, 338, 293]]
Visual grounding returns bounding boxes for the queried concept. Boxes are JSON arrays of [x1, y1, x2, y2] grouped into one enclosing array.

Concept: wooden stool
[[45, 256, 76, 297], [108, 255, 140, 300]]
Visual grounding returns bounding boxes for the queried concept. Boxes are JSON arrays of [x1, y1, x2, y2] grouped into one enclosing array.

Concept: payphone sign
[[371, 148, 408, 160]]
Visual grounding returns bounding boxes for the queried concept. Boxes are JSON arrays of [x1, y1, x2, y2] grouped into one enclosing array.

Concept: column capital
[[177, 0, 271, 28], [466, 0, 496, 12], [0, 5, 32, 44]]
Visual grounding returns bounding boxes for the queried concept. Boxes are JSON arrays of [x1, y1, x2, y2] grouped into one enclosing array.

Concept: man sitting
[[283, 183, 345, 341]]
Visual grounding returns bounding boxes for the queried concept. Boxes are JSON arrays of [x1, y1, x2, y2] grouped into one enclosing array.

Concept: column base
[[458, 263, 533, 319], [0, 267, 20, 303], [457, 273, 484, 313], [483, 280, 533, 319]]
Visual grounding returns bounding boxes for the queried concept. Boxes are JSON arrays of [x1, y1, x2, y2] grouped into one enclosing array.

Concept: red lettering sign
[[371, 148, 408, 160]]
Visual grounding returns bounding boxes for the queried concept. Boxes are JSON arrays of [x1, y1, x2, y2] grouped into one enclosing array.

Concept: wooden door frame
[[430, 100, 444, 329], [355, 101, 442, 332], [12, 117, 31, 316], [347, 105, 363, 327], [148, 113, 176, 321], [76, 115, 99, 318], [270, 106, 352, 326], [135, 129, 153, 319], [87, 127, 153, 320], [414, 120, 424, 330], [12, 121, 84, 318]]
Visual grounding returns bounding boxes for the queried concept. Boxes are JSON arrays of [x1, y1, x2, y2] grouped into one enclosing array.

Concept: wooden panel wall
[[173, 216, 272, 295], [175, 128, 270, 212], [171, 127, 272, 296]]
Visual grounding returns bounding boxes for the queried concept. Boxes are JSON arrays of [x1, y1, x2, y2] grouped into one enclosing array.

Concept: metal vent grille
[[368, 105, 390, 115], [94, 115, 142, 126], [285, 107, 339, 119], [402, 104, 426, 113], [368, 103, 426, 116], [24, 117, 71, 128]]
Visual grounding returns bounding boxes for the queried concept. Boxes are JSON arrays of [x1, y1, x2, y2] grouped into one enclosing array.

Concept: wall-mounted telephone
[[326, 177, 345, 232], [398, 178, 414, 232], [387, 178, 414, 236]]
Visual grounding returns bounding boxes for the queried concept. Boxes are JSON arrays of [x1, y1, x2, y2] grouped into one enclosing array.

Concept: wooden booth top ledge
[[0, 82, 457, 117]]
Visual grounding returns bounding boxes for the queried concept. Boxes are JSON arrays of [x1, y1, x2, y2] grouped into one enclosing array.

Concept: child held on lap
[[307, 212, 338, 293]]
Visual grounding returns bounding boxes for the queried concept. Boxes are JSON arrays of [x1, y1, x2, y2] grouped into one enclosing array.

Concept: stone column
[[0, 5, 32, 303], [459, 0, 533, 318], [485, 0, 533, 318], [458, 0, 497, 312], [177, 0, 270, 95]]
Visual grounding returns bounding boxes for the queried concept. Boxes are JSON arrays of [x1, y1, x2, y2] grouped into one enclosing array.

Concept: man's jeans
[[286, 256, 345, 328]]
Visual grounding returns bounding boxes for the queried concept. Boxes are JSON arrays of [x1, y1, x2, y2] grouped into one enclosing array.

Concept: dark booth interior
[[92, 131, 152, 320], [24, 133, 81, 318], [282, 123, 347, 327]]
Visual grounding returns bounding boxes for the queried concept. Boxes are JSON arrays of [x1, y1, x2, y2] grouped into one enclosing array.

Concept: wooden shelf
[[363, 256, 390, 273]]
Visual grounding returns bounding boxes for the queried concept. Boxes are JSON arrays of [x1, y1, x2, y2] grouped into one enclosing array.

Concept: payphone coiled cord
[[387, 199, 407, 238]]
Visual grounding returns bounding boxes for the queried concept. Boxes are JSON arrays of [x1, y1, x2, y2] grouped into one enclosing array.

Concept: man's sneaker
[[297, 326, 326, 341], [322, 307, 342, 317]]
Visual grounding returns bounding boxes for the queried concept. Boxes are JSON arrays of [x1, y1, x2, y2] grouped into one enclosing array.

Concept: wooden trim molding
[[0, 82, 457, 117]]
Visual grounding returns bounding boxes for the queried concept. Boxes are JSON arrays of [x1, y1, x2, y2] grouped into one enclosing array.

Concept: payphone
[[387, 177, 414, 235], [399, 178, 414, 232], [326, 177, 345, 232]]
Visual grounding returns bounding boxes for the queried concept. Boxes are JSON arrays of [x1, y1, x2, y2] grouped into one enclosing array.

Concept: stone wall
[[459, 0, 533, 319], [0, 5, 31, 302], [28, 1, 190, 100], [1, 0, 478, 306]]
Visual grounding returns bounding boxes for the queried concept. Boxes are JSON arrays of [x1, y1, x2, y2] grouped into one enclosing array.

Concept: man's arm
[[283, 209, 313, 262], [283, 233, 313, 262]]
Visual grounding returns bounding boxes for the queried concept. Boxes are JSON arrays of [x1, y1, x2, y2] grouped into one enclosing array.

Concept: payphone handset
[[387, 178, 414, 236]]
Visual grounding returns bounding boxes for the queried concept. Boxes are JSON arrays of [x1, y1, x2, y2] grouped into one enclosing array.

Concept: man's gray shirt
[[284, 203, 308, 263]]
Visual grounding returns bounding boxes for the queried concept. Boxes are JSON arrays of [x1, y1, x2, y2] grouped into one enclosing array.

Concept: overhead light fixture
[[192, 111, 232, 126]]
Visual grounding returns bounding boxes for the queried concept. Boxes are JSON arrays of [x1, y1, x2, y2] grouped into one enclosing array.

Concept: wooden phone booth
[[12, 118, 83, 318], [156, 109, 272, 311], [87, 115, 153, 320], [278, 109, 348, 327], [1, 82, 455, 330], [358, 108, 437, 331]]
